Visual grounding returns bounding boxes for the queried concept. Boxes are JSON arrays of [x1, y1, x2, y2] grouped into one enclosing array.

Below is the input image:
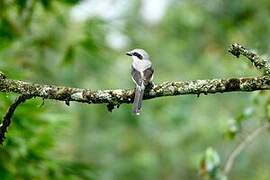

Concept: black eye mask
[[133, 52, 143, 60]]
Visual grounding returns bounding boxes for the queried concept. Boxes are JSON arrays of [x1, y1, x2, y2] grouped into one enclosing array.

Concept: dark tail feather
[[132, 85, 145, 115]]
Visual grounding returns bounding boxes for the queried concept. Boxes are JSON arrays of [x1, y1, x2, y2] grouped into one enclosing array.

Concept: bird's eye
[[133, 52, 143, 60]]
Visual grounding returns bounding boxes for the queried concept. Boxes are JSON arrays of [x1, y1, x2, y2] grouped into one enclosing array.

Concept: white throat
[[132, 56, 152, 72]]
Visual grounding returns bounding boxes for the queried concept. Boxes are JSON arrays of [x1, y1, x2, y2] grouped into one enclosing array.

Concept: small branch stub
[[229, 43, 270, 74]]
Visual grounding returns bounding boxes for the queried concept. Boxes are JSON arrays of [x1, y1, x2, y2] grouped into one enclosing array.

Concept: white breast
[[132, 56, 152, 72]]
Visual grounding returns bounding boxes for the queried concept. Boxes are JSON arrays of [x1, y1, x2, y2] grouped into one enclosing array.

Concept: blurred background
[[1, 0, 270, 179]]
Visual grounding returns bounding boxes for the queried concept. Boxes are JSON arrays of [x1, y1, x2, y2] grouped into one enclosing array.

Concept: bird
[[126, 49, 154, 115]]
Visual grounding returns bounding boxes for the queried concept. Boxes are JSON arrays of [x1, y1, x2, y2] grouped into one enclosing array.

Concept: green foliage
[[200, 147, 225, 180]]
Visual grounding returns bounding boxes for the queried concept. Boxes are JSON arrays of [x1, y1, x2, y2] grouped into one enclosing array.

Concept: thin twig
[[0, 95, 32, 144], [229, 43, 270, 74], [223, 123, 270, 175]]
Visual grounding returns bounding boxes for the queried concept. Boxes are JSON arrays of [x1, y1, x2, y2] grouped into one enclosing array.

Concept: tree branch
[[0, 43, 267, 109], [0, 95, 32, 144], [0, 75, 270, 107], [0, 43, 268, 143], [229, 43, 270, 74]]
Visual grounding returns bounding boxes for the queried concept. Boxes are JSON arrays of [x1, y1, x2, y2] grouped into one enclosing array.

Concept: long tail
[[132, 85, 145, 115]]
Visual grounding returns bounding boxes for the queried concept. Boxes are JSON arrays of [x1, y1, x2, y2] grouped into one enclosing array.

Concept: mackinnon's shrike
[[126, 49, 154, 115]]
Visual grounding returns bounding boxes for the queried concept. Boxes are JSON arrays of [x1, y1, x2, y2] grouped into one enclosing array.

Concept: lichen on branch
[[229, 43, 270, 74], [0, 75, 270, 107], [0, 43, 268, 109], [0, 43, 269, 145]]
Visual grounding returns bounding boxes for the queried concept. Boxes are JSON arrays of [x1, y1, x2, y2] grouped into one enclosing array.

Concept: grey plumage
[[126, 49, 154, 115]]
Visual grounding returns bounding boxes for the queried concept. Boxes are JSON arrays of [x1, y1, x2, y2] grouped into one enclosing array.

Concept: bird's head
[[126, 49, 150, 60]]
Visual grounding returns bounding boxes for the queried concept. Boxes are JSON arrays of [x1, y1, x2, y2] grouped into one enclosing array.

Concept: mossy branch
[[0, 43, 269, 109], [229, 43, 270, 74], [0, 43, 269, 144], [0, 75, 270, 106]]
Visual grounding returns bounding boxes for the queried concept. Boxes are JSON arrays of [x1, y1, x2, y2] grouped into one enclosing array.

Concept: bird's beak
[[126, 52, 132, 56]]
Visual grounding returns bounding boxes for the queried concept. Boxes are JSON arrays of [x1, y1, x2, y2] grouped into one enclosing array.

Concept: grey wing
[[143, 67, 154, 86], [131, 66, 142, 86]]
